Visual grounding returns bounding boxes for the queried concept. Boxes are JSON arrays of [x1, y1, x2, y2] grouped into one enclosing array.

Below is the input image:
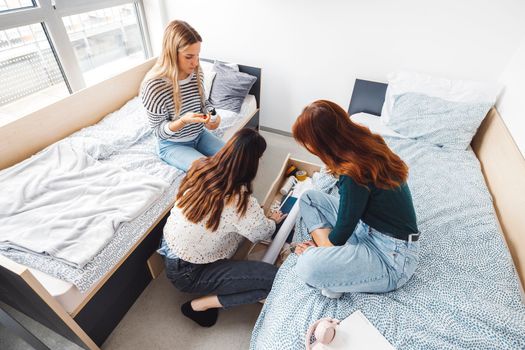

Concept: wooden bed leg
[[147, 252, 165, 279], [0, 306, 50, 350]]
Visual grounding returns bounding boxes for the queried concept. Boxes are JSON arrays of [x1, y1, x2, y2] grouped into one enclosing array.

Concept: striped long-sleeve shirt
[[141, 72, 210, 142]]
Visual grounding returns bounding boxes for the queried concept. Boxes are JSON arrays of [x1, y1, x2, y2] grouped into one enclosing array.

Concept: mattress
[[1, 94, 258, 314], [250, 135, 525, 349]]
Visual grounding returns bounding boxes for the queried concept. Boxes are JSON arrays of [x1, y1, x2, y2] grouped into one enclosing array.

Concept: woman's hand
[[205, 114, 221, 130], [294, 240, 317, 255], [269, 210, 287, 224], [180, 112, 210, 125]]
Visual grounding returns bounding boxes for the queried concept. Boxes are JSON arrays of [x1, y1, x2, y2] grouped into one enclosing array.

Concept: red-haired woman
[[292, 100, 419, 299], [159, 128, 286, 327]]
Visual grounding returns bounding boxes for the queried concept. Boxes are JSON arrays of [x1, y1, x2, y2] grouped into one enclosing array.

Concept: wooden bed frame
[[0, 57, 262, 349], [472, 108, 525, 301]]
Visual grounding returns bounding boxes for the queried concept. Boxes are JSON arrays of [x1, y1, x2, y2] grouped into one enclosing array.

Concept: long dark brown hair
[[176, 128, 267, 231], [292, 100, 408, 189]]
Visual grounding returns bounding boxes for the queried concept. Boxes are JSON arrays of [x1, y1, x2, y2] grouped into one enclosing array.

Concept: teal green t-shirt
[[328, 175, 418, 246]]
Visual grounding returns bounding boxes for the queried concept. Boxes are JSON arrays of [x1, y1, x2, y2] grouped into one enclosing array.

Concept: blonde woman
[[141, 20, 224, 172]]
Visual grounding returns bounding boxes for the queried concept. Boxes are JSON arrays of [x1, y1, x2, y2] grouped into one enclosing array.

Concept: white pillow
[[350, 112, 407, 139], [381, 71, 501, 124], [200, 60, 239, 72], [199, 61, 216, 100], [202, 70, 216, 100], [222, 62, 239, 71]]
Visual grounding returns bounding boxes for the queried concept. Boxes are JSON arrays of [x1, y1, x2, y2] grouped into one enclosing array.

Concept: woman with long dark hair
[[160, 128, 286, 327], [292, 100, 419, 298]]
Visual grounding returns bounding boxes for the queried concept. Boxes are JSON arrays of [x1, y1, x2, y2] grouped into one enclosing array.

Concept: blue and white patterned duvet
[[250, 137, 525, 349]]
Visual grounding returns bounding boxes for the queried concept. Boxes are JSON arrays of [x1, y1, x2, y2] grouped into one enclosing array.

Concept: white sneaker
[[321, 289, 343, 299]]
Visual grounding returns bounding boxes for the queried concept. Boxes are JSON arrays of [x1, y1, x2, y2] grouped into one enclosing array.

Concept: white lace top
[[163, 195, 275, 264]]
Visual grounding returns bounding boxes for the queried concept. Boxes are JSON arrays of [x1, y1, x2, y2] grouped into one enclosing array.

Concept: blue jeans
[[295, 189, 419, 294], [158, 130, 225, 172], [165, 257, 278, 309]]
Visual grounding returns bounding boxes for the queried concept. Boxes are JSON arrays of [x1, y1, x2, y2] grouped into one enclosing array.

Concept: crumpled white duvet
[[0, 140, 169, 268]]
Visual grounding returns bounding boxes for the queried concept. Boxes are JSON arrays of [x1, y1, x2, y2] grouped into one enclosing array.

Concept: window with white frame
[[0, 0, 36, 12], [0, 0, 151, 127]]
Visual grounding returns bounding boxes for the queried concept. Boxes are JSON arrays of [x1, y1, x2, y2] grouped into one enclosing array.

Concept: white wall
[[497, 38, 525, 156], [154, 0, 525, 135], [142, 0, 169, 55]]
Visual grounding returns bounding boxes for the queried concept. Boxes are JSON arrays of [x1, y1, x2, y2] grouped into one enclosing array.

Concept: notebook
[[323, 310, 395, 350]]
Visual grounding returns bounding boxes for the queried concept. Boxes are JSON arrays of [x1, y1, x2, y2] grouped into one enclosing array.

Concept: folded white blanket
[[0, 141, 169, 268]]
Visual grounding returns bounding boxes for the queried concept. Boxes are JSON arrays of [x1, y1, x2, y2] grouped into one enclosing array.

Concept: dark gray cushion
[[348, 79, 388, 116], [209, 62, 257, 113]]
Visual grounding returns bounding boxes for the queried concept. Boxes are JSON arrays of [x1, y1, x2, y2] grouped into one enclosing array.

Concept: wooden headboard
[[472, 108, 525, 300]]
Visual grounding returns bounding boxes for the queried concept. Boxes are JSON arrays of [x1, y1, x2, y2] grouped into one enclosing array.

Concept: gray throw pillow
[[387, 92, 492, 150], [209, 62, 257, 113]]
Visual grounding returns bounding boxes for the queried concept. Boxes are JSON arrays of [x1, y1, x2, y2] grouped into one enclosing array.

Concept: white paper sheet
[[321, 310, 395, 350]]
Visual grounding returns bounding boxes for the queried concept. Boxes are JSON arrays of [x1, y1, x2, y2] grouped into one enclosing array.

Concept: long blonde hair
[[142, 20, 205, 116]]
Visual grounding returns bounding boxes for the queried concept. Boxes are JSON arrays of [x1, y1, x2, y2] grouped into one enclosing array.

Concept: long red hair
[[292, 100, 408, 189], [176, 128, 266, 231]]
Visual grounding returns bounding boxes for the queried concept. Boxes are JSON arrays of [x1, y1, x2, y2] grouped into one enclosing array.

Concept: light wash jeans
[[295, 189, 419, 295], [158, 130, 225, 172]]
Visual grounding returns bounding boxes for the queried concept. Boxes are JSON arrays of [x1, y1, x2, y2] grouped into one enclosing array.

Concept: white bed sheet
[[26, 94, 258, 314], [0, 141, 169, 268], [350, 112, 407, 139], [216, 94, 257, 133]]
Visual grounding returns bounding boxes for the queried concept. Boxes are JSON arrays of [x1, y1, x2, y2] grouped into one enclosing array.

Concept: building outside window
[[63, 3, 147, 86], [0, 0, 35, 12], [0, 0, 151, 127], [0, 23, 68, 126]]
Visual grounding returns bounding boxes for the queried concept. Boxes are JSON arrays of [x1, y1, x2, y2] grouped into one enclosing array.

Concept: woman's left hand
[[205, 114, 221, 130], [294, 240, 317, 255]]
